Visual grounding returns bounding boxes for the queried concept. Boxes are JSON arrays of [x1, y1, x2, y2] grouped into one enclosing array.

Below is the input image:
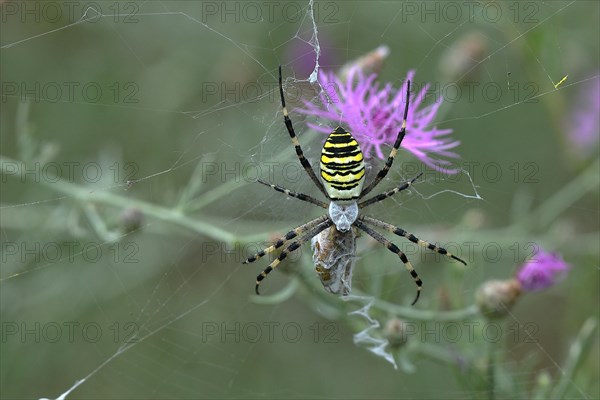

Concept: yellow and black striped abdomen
[[320, 126, 365, 200]]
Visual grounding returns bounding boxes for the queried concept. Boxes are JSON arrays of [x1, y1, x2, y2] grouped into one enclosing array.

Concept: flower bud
[[475, 279, 522, 319], [383, 318, 409, 348], [120, 207, 144, 233]]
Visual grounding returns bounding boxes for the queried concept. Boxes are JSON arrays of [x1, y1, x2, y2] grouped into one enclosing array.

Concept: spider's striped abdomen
[[320, 126, 365, 201]]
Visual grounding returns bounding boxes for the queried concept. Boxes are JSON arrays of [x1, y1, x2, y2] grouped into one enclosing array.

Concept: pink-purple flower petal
[[296, 67, 461, 173], [516, 249, 571, 292]]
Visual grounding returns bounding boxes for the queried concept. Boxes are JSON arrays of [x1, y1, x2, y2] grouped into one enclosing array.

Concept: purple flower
[[567, 76, 600, 157], [297, 67, 461, 172], [516, 249, 571, 292]]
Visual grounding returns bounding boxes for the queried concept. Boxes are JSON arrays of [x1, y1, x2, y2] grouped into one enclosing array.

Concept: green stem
[[417, 342, 472, 365], [488, 339, 496, 400], [530, 158, 599, 228], [0, 155, 237, 244], [355, 293, 480, 322], [551, 317, 598, 399]]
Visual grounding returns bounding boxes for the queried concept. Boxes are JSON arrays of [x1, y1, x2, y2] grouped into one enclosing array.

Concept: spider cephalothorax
[[243, 66, 466, 305]]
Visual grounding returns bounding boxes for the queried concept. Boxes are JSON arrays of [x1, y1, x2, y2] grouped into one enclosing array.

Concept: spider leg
[[359, 172, 422, 208], [360, 215, 467, 265], [279, 66, 329, 199], [255, 218, 334, 294], [256, 179, 327, 208], [243, 215, 329, 264], [353, 218, 422, 305], [359, 80, 411, 198]]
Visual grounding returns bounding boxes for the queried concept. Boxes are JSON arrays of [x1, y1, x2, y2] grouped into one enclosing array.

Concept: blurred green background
[[1, 1, 598, 399]]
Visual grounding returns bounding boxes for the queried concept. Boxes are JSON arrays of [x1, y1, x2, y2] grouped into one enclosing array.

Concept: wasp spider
[[244, 66, 466, 305]]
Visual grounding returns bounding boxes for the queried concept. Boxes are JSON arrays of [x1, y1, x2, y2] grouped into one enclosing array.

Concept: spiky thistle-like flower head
[[516, 249, 571, 292], [476, 248, 571, 318], [297, 67, 461, 172]]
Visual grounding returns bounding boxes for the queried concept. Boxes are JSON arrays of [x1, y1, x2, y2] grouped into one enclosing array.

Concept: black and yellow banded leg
[[360, 80, 411, 198], [278, 65, 329, 199], [353, 219, 422, 305], [256, 179, 327, 209], [360, 215, 467, 265], [243, 215, 329, 264], [359, 172, 423, 208], [255, 218, 334, 294]]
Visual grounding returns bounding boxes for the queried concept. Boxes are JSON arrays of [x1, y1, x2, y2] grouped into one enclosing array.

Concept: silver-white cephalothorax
[[328, 201, 358, 232]]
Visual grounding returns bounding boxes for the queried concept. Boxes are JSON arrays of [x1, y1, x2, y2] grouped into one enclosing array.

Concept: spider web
[[1, 1, 598, 399]]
